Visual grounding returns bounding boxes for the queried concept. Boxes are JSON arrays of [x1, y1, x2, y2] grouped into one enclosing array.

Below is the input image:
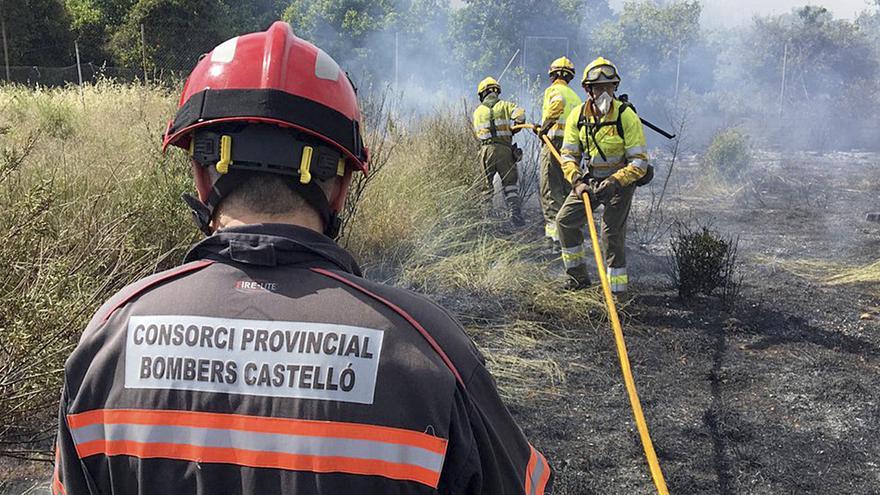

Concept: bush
[[668, 221, 741, 303], [704, 128, 751, 180], [0, 82, 193, 457]]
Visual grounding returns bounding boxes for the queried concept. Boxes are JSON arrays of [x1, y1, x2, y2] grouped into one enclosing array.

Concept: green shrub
[[35, 98, 76, 140], [704, 128, 750, 180], [0, 83, 193, 456], [668, 221, 741, 303]]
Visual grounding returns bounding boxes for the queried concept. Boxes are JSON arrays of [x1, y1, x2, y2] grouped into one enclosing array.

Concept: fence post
[[674, 38, 682, 100], [1, 13, 10, 82], [75, 40, 84, 106], [778, 41, 788, 119], [140, 23, 149, 84]]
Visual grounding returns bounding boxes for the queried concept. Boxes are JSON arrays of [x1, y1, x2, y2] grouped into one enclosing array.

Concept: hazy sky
[[449, 1, 875, 26], [610, 0, 870, 27]]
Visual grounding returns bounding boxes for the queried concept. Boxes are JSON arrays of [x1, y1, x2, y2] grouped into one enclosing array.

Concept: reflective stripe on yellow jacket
[[472, 95, 526, 145], [559, 98, 649, 186], [541, 80, 582, 139]]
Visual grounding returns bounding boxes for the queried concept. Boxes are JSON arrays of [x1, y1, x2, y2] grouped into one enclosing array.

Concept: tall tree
[[282, 0, 452, 87], [589, 0, 702, 97], [65, 0, 137, 64], [450, 0, 611, 83], [0, 0, 74, 66], [109, 0, 240, 72]]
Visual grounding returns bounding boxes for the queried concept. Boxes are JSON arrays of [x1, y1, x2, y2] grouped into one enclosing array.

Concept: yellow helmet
[[548, 56, 575, 78], [582, 57, 620, 86], [477, 76, 501, 96]]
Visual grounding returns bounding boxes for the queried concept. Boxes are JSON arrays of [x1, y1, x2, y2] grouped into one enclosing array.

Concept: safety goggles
[[584, 65, 618, 83]]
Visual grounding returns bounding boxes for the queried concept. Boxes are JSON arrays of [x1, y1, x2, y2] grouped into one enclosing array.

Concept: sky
[[609, 0, 870, 26], [450, 0, 874, 26]]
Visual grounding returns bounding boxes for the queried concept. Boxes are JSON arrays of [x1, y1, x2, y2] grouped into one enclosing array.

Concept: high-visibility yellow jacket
[[541, 80, 582, 139], [472, 93, 526, 145], [559, 98, 649, 186]]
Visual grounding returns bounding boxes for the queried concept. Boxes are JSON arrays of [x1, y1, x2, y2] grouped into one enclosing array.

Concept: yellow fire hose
[[531, 129, 670, 495]]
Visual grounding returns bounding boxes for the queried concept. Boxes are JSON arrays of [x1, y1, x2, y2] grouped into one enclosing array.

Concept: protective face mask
[[595, 91, 613, 115]]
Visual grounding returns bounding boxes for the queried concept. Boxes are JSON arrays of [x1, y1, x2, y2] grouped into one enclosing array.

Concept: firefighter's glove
[[572, 178, 592, 200], [593, 177, 619, 202], [539, 119, 554, 138]]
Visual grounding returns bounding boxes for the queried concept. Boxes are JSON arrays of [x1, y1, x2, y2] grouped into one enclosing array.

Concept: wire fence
[[2, 25, 202, 87], [2, 63, 193, 87]]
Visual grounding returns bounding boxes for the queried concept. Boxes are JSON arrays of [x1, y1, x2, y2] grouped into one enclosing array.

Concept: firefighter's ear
[[192, 160, 213, 203], [329, 170, 353, 213]]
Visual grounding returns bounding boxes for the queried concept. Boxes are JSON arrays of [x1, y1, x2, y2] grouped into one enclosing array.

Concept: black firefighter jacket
[[53, 223, 552, 494]]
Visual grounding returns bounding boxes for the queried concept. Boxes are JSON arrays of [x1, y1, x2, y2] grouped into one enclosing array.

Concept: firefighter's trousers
[[556, 183, 635, 292], [539, 137, 568, 241], [479, 143, 520, 216]]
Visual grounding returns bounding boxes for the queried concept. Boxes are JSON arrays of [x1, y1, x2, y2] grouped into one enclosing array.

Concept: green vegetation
[[0, 83, 602, 458], [668, 221, 740, 302], [703, 128, 750, 180], [0, 82, 193, 450]]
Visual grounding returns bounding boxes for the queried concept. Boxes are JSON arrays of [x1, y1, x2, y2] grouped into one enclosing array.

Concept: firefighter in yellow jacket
[[473, 77, 527, 226], [537, 57, 582, 252], [555, 57, 649, 292]]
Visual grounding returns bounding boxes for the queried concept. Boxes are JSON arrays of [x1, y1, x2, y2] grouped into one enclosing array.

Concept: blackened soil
[[510, 151, 880, 494]]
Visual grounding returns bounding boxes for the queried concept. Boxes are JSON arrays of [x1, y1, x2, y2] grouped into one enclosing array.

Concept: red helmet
[[163, 22, 369, 237]]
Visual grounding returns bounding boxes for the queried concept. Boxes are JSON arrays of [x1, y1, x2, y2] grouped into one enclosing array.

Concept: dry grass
[[0, 83, 608, 460], [0, 82, 195, 458], [825, 259, 880, 286]]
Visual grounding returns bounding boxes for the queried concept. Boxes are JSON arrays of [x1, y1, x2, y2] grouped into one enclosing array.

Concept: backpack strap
[[482, 100, 498, 139], [577, 102, 608, 161], [616, 101, 635, 139]]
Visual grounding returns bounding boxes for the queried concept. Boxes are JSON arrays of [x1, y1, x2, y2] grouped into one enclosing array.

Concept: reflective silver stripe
[[70, 422, 446, 474], [608, 267, 627, 293], [590, 154, 625, 165], [495, 130, 512, 137], [561, 245, 586, 268], [526, 445, 550, 495], [548, 128, 566, 138], [314, 48, 341, 81], [629, 158, 647, 170], [591, 169, 614, 178], [476, 131, 492, 139], [625, 145, 647, 155], [561, 143, 579, 153]]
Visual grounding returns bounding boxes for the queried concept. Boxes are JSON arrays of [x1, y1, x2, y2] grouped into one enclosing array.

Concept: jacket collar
[[184, 223, 362, 276]]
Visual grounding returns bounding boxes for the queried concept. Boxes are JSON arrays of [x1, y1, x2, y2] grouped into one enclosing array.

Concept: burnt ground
[[506, 150, 880, 494], [3, 151, 879, 494]]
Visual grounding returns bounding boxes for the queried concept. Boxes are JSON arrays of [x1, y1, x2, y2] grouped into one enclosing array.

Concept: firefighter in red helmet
[[52, 22, 552, 495]]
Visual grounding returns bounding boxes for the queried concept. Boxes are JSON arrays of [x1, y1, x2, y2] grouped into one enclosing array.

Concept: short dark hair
[[216, 172, 333, 216]]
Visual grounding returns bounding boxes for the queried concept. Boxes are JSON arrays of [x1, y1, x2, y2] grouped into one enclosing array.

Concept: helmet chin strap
[[182, 171, 342, 239]]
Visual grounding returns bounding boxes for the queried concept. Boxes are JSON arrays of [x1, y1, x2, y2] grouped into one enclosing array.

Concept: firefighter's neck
[[213, 208, 324, 233]]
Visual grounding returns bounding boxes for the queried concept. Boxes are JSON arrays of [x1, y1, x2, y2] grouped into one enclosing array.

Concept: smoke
[[289, 0, 879, 152]]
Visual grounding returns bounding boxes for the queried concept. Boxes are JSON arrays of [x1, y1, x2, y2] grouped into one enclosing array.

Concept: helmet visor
[[584, 65, 619, 83]]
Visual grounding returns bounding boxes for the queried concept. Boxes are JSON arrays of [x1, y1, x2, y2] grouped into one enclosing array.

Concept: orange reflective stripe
[[524, 444, 550, 495], [66, 409, 448, 488], [74, 439, 443, 487], [524, 445, 538, 492], [66, 409, 445, 454], [52, 442, 66, 495]]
